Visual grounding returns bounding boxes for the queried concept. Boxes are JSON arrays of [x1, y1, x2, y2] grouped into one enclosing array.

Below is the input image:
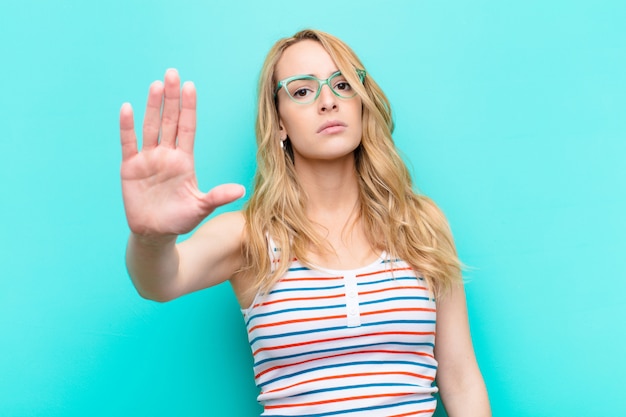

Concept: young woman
[[119, 29, 491, 416]]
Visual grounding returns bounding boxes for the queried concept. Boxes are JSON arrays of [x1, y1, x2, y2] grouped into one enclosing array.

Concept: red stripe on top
[[359, 286, 428, 297], [361, 307, 436, 316], [264, 371, 436, 395], [248, 313, 346, 333], [253, 287, 428, 310], [255, 349, 435, 379], [271, 257, 298, 264], [253, 292, 345, 309], [279, 276, 343, 282], [388, 409, 437, 417], [248, 307, 435, 333], [253, 331, 436, 355], [264, 392, 416, 409]]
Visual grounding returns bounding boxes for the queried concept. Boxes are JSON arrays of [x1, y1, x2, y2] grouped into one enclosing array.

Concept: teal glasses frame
[[274, 69, 367, 104]]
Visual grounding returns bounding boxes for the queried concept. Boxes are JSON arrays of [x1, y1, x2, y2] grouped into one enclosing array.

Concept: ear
[[278, 121, 288, 141]]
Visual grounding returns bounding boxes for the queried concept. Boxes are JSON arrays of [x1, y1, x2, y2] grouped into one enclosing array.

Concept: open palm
[[120, 69, 244, 237]]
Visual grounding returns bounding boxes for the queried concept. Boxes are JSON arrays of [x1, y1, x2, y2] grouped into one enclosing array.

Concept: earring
[[280, 140, 284, 150]]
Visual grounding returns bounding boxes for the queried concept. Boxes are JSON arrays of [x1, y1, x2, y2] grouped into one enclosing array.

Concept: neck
[[293, 155, 378, 268], [294, 156, 360, 216]]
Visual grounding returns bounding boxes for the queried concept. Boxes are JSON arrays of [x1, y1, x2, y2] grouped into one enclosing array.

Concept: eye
[[293, 87, 313, 97], [332, 75, 353, 94], [287, 78, 317, 100], [334, 81, 352, 91]]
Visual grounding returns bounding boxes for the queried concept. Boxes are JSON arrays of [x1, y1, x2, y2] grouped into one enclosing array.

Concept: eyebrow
[[282, 69, 341, 79]]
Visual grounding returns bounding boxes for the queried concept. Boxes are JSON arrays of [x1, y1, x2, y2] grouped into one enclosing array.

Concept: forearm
[[438, 369, 491, 417], [126, 233, 180, 302]]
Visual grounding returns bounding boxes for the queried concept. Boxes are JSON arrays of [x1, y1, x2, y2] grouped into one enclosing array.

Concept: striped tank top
[[242, 247, 438, 417]]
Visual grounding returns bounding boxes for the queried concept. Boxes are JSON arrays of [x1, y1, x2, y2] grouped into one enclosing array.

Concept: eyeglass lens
[[285, 73, 356, 103]]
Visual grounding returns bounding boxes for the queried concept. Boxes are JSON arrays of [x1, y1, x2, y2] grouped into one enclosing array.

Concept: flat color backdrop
[[1, 0, 625, 416]]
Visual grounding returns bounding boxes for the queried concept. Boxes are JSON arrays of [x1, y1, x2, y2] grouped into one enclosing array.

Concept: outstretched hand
[[120, 69, 245, 238]]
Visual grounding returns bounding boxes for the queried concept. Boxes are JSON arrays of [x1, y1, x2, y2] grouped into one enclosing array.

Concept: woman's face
[[275, 40, 363, 166]]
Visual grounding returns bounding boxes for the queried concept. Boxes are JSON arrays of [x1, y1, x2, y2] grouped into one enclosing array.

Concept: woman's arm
[[126, 211, 246, 302], [120, 69, 246, 302], [434, 283, 491, 416]]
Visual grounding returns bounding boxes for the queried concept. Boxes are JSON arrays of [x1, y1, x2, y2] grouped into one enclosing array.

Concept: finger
[[142, 80, 164, 150], [120, 103, 138, 161], [160, 68, 181, 148], [178, 81, 197, 153], [201, 184, 246, 210]]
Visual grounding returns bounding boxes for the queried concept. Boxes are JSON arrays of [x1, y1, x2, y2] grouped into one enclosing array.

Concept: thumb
[[201, 183, 246, 209]]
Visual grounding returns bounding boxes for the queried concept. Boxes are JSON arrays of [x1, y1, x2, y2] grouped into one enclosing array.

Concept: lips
[[317, 120, 347, 134]]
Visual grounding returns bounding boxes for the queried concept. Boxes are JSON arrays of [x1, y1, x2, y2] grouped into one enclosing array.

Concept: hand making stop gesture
[[119, 69, 245, 239]]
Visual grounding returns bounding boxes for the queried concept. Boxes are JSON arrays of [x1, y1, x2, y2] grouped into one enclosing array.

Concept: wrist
[[130, 232, 177, 248]]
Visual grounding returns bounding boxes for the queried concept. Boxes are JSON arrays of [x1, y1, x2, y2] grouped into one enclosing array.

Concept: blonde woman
[[120, 29, 491, 416]]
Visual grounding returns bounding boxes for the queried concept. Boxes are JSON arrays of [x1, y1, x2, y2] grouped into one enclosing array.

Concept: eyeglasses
[[275, 69, 366, 105]]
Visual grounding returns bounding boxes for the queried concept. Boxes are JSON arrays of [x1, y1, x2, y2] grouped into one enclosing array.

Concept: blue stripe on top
[[262, 397, 436, 417], [259, 360, 438, 388], [254, 340, 435, 367]]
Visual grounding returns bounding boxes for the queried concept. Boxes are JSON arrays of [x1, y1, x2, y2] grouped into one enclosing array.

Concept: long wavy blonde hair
[[242, 29, 461, 298]]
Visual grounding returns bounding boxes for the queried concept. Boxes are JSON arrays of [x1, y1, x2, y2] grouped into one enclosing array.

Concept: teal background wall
[[1, 0, 625, 416]]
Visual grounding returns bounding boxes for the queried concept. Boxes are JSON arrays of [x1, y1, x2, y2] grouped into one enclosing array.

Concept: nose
[[318, 83, 337, 112]]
